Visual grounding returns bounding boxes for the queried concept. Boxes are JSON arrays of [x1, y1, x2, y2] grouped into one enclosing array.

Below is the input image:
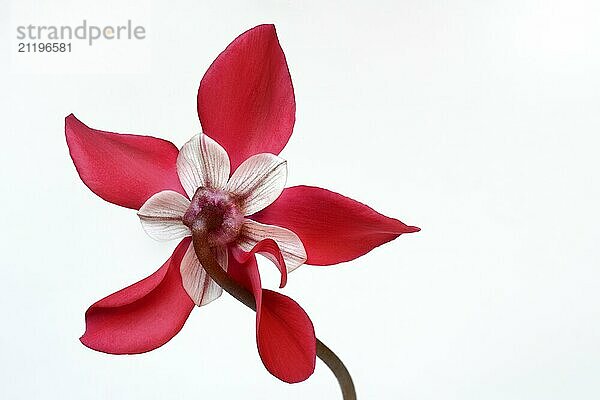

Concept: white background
[[2, 1, 599, 399]]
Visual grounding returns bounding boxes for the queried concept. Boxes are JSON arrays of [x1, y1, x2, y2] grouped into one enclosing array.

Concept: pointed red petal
[[65, 114, 186, 210], [80, 238, 194, 354], [252, 185, 420, 265], [231, 239, 288, 288], [227, 252, 316, 383], [197, 24, 295, 170]]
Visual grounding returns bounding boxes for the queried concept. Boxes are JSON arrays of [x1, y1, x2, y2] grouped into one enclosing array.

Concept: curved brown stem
[[316, 339, 357, 400], [192, 233, 357, 400]]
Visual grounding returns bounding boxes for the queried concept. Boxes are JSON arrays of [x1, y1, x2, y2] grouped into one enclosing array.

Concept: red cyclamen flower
[[66, 24, 419, 384]]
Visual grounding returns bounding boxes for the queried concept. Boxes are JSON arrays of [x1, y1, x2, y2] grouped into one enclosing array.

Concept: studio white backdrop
[[2, 0, 599, 399]]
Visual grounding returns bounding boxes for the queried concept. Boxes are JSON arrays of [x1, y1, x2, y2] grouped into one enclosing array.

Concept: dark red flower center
[[183, 187, 244, 246]]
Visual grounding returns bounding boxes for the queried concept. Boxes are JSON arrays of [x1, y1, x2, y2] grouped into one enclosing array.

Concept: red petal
[[228, 252, 316, 383], [231, 239, 288, 288], [80, 238, 194, 354], [258, 290, 316, 383], [65, 114, 186, 210], [197, 24, 295, 171], [252, 185, 420, 265], [227, 251, 262, 300]]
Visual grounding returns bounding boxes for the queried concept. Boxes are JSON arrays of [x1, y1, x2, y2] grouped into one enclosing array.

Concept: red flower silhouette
[[66, 24, 419, 384]]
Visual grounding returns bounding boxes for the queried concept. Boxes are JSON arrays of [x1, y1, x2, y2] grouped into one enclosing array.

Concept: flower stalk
[[192, 230, 357, 400]]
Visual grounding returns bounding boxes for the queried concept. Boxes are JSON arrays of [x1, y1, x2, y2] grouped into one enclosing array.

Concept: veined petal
[[258, 290, 316, 383], [80, 238, 194, 354], [65, 114, 185, 210], [137, 190, 191, 241], [180, 243, 226, 306], [252, 185, 420, 265], [238, 219, 306, 273], [177, 133, 230, 198], [226, 154, 287, 215], [231, 239, 287, 288], [227, 252, 316, 383], [197, 24, 296, 171]]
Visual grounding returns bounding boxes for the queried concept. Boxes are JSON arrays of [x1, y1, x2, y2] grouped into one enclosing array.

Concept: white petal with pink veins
[[226, 153, 287, 216], [180, 243, 227, 306], [137, 190, 191, 241], [238, 219, 306, 272], [177, 133, 230, 198]]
